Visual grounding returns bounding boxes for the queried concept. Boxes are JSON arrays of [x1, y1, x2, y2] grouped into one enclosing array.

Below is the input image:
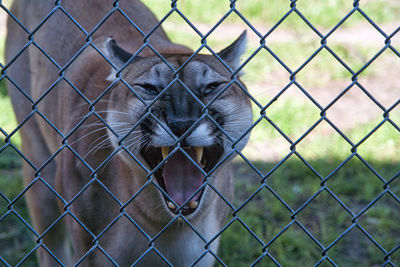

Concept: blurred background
[[0, 0, 399, 265]]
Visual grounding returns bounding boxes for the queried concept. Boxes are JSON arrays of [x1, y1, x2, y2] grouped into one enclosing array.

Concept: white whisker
[[70, 126, 108, 145], [82, 136, 112, 160], [96, 110, 132, 116]]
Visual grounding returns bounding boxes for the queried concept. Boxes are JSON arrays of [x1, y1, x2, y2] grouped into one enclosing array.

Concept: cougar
[[5, 0, 252, 266]]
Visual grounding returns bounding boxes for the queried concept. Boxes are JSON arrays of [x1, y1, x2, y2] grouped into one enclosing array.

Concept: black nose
[[168, 119, 196, 137]]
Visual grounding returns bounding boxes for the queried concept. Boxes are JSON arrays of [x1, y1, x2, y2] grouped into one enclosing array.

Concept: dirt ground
[[254, 54, 400, 128]]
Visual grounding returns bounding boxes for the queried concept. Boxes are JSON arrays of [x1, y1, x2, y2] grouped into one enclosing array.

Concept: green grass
[[0, 34, 21, 144], [0, 94, 20, 146], [142, 0, 400, 30]]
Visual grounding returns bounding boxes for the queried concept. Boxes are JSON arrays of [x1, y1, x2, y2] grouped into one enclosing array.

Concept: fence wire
[[0, 0, 399, 266]]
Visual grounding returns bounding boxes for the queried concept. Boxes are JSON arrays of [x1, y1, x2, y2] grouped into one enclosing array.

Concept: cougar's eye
[[140, 83, 159, 95], [204, 82, 223, 95]]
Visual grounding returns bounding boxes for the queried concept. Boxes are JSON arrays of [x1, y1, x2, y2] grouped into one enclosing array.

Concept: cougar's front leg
[[19, 124, 72, 266], [58, 161, 119, 266]]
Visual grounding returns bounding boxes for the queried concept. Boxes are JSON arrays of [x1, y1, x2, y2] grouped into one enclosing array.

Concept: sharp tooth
[[189, 201, 198, 209], [195, 147, 203, 163], [167, 201, 176, 210], [161, 147, 169, 159]]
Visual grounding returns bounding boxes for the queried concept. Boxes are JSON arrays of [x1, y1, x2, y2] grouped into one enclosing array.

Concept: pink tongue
[[162, 148, 203, 206]]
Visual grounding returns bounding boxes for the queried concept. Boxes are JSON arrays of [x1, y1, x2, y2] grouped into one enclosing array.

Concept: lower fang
[[167, 202, 176, 210], [189, 201, 198, 209]]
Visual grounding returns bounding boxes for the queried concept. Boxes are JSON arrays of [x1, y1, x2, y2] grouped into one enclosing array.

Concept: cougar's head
[[103, 32, 252, 216]]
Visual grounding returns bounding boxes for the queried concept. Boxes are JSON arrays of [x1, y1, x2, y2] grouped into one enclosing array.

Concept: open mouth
[[141, 144, 222, 215]]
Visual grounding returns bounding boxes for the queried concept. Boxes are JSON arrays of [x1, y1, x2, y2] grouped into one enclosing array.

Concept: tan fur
[[6, 0, 252, 266]]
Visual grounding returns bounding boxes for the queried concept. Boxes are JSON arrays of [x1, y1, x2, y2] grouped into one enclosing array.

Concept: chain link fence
[[0, 0, 399, 266]]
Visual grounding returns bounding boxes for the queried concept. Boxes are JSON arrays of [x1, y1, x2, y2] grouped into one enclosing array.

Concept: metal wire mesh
[[0, 0, 399, 266]]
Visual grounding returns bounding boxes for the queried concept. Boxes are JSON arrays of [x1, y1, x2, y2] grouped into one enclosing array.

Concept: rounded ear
[[103, 37, 138, 68], [218, 30, 247, 70]]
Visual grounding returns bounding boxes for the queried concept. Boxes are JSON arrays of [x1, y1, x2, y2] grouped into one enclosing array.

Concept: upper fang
[[161, 147, 169, 159], [195, 147, 203, 163]]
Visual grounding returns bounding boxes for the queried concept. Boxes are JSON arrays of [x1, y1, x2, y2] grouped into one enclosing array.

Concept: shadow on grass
[[0, 143, 399, 266], [0, 142, 37, 266], [220, 158, 400, 266]]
